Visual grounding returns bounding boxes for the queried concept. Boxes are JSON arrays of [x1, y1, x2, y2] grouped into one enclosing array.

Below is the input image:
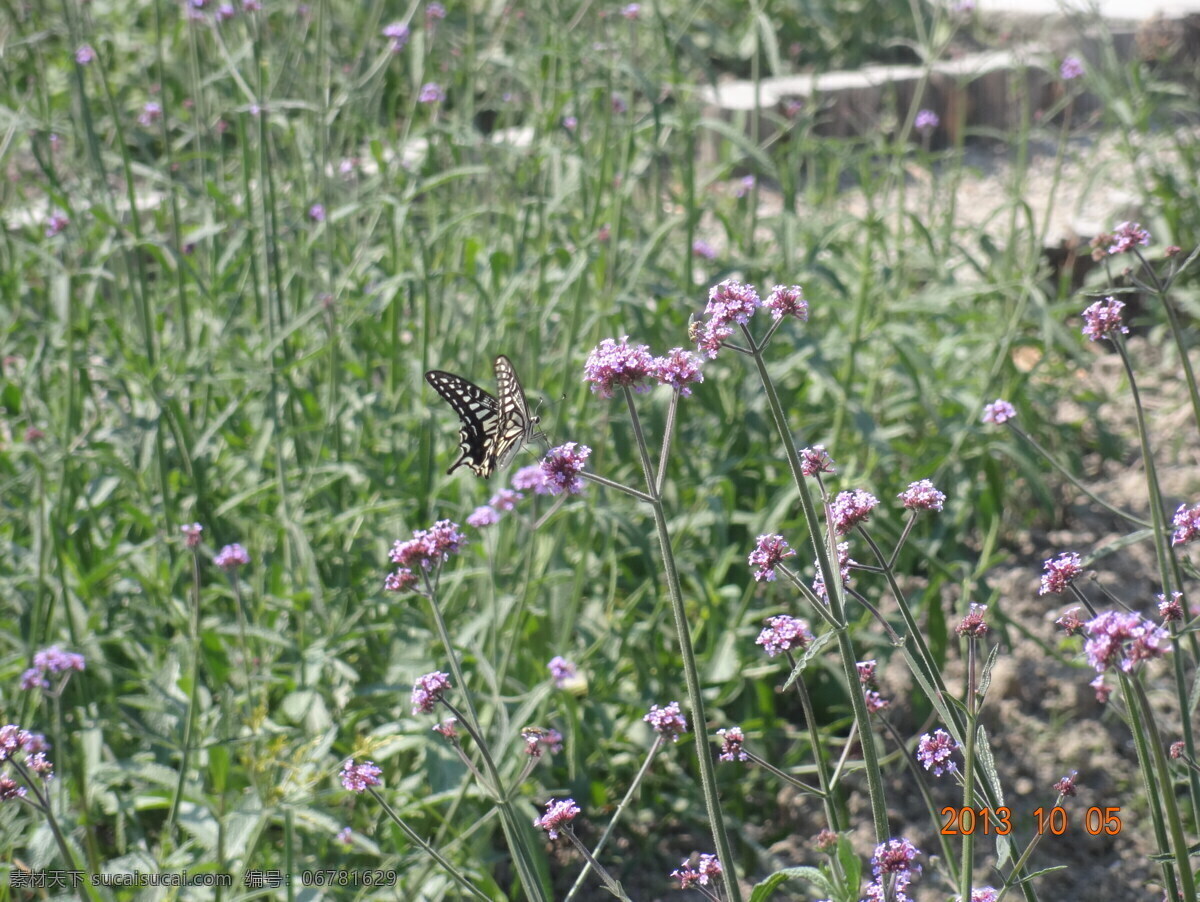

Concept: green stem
[[621, 385, 741, 900]]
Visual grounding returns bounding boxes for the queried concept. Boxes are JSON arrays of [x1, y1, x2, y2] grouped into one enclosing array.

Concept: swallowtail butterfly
[[425, 355, 541, 478]]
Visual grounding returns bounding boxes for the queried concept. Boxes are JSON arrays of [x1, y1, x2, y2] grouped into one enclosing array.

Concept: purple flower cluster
[[695, 280, 761, 357], [748, 534, 795, 582], [898, 479, 945, 512], [1083, 610, 1170, 674], [410, 670, 452, 714], [533, 798, 579, 839], [831, 489, 879, 535], [812, 541, 855, 602], [1060, 56, 1084, 80], [583, 337, 705, 398], [390, 520, 466, 572], [0, 725, 54, 799], [863, 837, 921, 902], [916, 728, 958, 776], [1081, 297, 1128, 342], [717, 726, 749, 762], [956, 602, 989, 637], [214, 543, 251, 570], [756, 614, 813, 657], [138, 102, 163, 127], [181, 522, 203, 548], [44, 211, 69, 238], [764, 284, 808, 321], [1038, 551, 1083, 595], [382, 21, 410, 51], [981, 398, 1016, 424], [914, 109, 939, 131], [20, 645, 85, 691], [1106, 221, 1150, 255], [800, 444, 835, 476], [671, 854, 722, 889], [339, 759, 382, 792], [644, 701, 688, 741], [548, 655, 577, 687], [1172, 503, 1200, 545], [540, 442, 590, 495]]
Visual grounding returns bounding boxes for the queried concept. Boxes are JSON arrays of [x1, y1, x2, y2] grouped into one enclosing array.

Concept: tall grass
[[2, 0, 1198, 899]]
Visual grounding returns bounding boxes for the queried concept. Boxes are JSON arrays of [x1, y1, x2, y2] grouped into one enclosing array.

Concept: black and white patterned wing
[[425, 369, 500, 477], [492, 355, 541, 471]]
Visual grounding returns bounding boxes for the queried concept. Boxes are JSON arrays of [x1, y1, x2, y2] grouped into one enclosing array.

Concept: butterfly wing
[[492, 355, 541, 470], [425, 369, 501, 477]]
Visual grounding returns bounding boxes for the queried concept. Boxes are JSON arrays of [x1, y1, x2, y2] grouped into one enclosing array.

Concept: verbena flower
[[748, 533, 795, 582], [1081, 297, 1128, 342], [857, 660, 877, 684], [336, 826, 352, 845], [419, 82, 444, 104], [410, 671, 451, 714], [138, 102, 163, 126], [671, 853, 722, 889], [584, 336, 655, 398], [734, 174, 756, 197], [717, 726, 748, 762], [382, 21, 410, 51], [620, 2, 640, 19], [981, 398, 1016, 424], [32, 646, 85, 675], [694, 279, 760, 357], [563, 115, 578, 130], [489, 488, 522, 511], [548, 655, 577, 687], [916, 728, 958, 776], [956, 602, 988, 637], [960, 888, 999, 902], [610, 93, 627, 113], [764, 284, 808, 321], [1107, 221, 1150, 255], [384, 567, 418, 592], [1090, 674, 1111, 703], [800, 445, 835, 476], [425, 2, 446, 23], [521, 727, 563, 757], [1059, 56, 1084, 80], [512, 464, 550, 494], [1157, 591, 1183, 623], [432, 717, 458, 739], [540, 443, 590, 495], [339, 759, 382, 792], [1169, 741, 1184, 759], [831, 489, 878, 535], [181, 523, 203, 548], [308, 203, 325, 222], [214, 543, 250, 570], [19, 669, 49, 691], [756, 614, 813, 657], [644, 701, 688, 741], [863, 838, 921, 901], [44, 211, 69, 237], [1083, 610, 1170, 674], [75, 44, 95, 65], [1038, 551, 1083, 595], [1055, 606, 1085, 635], [390, 520, 466, 570], [1054, 770, 1078, 796], [467, 505, 500, 528], [216, 3, 236, 21], [864, 689, 890, 712], [914, 109, 939, 131], [652, 347, 704, 395], [899, 479, 945, 512], [533, 798, 579, 839], [1171, 503, 1200, 545], [812, 541, 856, 602]]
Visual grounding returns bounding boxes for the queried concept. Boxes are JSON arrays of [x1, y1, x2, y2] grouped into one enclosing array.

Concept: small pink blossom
[[982, 399, 1016, 424]]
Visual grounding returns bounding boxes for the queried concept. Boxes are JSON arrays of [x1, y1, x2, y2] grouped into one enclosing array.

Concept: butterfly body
[[425, 355, 540, 478]]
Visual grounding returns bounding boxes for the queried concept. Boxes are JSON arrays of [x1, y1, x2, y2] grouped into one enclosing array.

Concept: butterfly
[[425, 355, 541, 478]]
